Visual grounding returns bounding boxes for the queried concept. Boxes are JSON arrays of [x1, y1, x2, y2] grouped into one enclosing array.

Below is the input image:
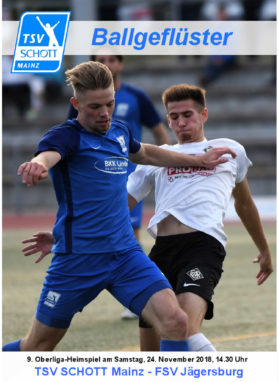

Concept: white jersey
[[127, 138, 252, 247]]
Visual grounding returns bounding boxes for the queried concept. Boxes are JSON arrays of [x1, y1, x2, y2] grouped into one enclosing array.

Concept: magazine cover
[[2, 1, 276, 381]]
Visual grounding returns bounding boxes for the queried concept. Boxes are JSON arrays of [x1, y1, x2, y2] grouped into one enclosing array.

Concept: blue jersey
[[36, 119, 141, 255], [67, 82, 161, 174], [114, 83, 161, 142]]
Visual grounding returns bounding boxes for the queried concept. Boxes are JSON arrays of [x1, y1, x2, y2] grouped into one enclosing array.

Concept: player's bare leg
[[177, 292, 216, 351], [20, 317, 68, 351], [139, 292, 215, 351], [141, 288, 189, 350]]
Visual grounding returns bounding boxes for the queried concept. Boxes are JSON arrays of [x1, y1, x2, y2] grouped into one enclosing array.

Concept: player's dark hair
[[65, 61, 113, 98], [162, 84, 206, 111]]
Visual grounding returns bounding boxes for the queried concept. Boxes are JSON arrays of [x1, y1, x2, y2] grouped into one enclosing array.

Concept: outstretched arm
[[130, 143, 236, 168], [232, 178, 273, 285], [17, 150, 61, 187], [22, 232, 54, 263]]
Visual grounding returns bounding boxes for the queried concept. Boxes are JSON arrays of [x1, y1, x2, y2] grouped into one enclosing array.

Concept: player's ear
[[70, 97, 79, 110], [201, 108, 208, 123]]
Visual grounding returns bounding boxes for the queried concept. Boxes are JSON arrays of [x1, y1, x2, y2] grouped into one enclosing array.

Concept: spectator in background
[[259, 0, 276, 84], [3, 56, 44, 120], [259, 0, 276, 20], [201, 0, 244, 20], [117, 2, 153, 20], [199, 0, 244, 87], [98, 0, 119, 20], [38, 69, 64, 104], [242, 0, 264, 20], [180, 1, 203, 20]]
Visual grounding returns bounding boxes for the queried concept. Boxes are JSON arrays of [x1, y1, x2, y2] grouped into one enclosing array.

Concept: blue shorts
[[36, 247, 171, 328], [129, 201, 143, 228]]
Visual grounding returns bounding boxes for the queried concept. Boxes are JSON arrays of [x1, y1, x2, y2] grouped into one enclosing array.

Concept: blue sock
[[160, 339, 189, 351], [2, 339, 21, 351]]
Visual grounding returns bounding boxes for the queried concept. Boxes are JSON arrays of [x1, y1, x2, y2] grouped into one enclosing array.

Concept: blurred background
[[2, 0, 276, 215]]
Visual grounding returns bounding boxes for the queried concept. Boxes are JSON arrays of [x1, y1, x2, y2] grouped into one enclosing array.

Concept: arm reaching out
[[198, 147, 237, 168], [130, 144, 236, 168], [233, 178, 273, 285], [22, 232, 54, 263], [17, 150, 61, 187]]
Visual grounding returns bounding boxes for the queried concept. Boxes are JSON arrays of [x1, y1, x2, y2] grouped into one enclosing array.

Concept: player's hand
[[17, 161, 48, 187], [22, 232, 54, 263], [253, 251, 273, 285], [200, 147, 237, 168]]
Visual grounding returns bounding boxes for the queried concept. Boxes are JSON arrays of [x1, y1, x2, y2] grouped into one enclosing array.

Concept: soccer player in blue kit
[[3, 61, 236, 352], [68, 55, 171, 319], [68, 55, 170, 244], [69, 55, 171, 320]]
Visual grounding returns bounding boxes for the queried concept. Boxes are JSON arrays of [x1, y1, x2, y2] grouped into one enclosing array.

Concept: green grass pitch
[[2, 223, 276, 351]]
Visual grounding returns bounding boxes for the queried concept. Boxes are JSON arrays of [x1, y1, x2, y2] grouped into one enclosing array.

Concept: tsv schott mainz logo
[[12, 11, 71, 73]]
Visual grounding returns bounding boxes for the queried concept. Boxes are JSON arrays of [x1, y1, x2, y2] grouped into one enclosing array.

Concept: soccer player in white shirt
[[126, 83, 273, 351]]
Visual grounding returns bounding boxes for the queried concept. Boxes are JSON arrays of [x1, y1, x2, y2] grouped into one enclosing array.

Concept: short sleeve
[[127, 164, 155, 202], [128, 127, 141, 153], [235, 144, 252, 183], [35, 123, 80, 159]]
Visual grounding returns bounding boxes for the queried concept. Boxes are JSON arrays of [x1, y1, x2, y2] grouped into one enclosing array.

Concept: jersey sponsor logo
[[183, 282, 200, 287], [44, 291, 61, 308], [12, 11, 70, 73], [116, 135, 128, 153], [167, 166, 215, 176], [167, 165, 215, 181], [186, 268, 204, 281], [95, 156, 128, 174]]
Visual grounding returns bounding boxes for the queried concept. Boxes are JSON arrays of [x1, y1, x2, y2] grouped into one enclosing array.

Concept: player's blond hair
[[162, 84, 206, 111], [65, 61, 113, 99]]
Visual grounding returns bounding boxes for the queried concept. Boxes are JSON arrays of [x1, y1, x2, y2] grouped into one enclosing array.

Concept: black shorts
[[139, 231, 226, 328]]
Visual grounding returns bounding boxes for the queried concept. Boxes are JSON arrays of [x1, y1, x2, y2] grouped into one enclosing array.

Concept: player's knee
[[160, 308, 188, 340]]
